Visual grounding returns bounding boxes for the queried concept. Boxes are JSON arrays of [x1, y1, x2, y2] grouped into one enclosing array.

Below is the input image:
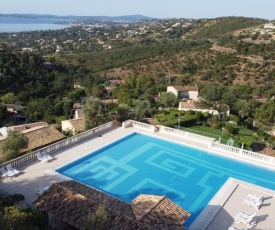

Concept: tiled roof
[[131, 194, 165, 220], [33, 181, 189, 230], [173, 86, 199, 92], [58, 180, 134, 218], [179, 101, 197, 109], [11, 122, 48, 132], [131, 194, 190, 226], [0, 123, 65, 158], [69, 118, 85, 133], [75, 109, 84, 119], [19, 125, 65, 153]]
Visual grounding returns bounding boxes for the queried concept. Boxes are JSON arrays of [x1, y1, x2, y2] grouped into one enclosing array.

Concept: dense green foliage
[[59, 39, 211, 72], [0, 131, 29, 162], [83, 97, 114, 129], [0, 193, 49, 229], [157, 92, 178, 109], [192, 17, 267, 39], [0, 16, 275, 149]]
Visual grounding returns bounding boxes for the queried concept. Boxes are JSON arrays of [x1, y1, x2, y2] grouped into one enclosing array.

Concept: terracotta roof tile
[[131, 194, 190, 226], [0, 123, 65, 159], [131, 194, 165, 220], [20, 125, 65, 153], [33, 181, 189, 230], [68, 118, 85, 133], [11, 122, 48, 132], [33, 182, 145, 229], [142, 197, 190, 226], [179, 101, 197, 109]]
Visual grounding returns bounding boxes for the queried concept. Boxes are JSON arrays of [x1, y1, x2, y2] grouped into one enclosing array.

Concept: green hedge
[[239, 136, 255, 149]]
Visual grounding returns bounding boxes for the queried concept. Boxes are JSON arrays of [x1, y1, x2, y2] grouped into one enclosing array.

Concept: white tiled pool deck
[[0, 126, 275, 229]]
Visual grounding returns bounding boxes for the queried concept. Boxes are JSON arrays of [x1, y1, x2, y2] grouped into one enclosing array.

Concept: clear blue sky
[[1, 0, 274, 20]]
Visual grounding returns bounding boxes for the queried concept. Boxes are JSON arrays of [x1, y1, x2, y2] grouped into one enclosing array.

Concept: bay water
[[0, 17, 70, 33]]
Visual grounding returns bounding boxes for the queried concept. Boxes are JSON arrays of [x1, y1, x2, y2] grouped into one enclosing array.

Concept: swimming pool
[[57, 132, 275, 226]]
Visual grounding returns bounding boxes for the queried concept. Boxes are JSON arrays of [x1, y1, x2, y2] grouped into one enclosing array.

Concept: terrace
[[0, 120, 275, 229]]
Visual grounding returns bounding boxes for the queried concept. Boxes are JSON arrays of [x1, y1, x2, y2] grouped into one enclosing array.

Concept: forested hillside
[[0, 48, 94, 123], [190, 17, 267, 39], [0, 16, 275, 148]]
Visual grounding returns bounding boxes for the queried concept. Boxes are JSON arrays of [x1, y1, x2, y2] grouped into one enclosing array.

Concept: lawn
[[181, 126, 244, 147]]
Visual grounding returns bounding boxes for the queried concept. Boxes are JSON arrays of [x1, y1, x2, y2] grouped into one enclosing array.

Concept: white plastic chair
[[36, 152, 49, 163], [245, 194, 263, 202], [234, 212, 257, 228], [6, 164, 20, 175], [0, 166, 15, 177], [40, 151, 53, 161], [243, 198, 262, 210], [228, 226, 248, 230]]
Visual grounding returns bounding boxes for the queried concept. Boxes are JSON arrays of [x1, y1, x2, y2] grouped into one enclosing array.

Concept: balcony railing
[[0, 121, 115, 168]]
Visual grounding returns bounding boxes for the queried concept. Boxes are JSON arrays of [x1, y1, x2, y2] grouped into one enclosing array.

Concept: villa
[[0, 120, 275, 229], [167, 86, 199, 101]]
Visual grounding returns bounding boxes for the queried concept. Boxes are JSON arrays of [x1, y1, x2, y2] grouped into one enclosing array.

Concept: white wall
[[61, 120, 74, 133], [167, 86, 178, 97], [189, 91, 199, 101]]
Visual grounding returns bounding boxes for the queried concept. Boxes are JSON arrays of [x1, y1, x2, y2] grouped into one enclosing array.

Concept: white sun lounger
[[243, 198, 262, 210], [36, 152, 49, 163], [0, 166, 15, 178], [234, 212, 257, 228], [245, 194, 263, 202], [40, 151, 53, 161], [6, 164, 21, 175], [228, 227, 248, 230]]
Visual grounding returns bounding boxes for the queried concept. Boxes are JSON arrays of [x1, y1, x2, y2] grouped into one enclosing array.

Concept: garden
[[153, 109, 261, 150]]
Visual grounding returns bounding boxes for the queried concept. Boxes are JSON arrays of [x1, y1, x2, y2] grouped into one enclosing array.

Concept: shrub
[[185, 110, 195, 115], [229, 114, 240, 123], [202, 112, 211, 120], [239, 136, 255, 149], [224, 124, 237, 135], [180, 115, 197, 127]]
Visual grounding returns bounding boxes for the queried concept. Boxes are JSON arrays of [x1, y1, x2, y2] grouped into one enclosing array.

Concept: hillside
[[0, 16, 275, 149], [54, 17, 274, 87], [189, 17, 268, 39]]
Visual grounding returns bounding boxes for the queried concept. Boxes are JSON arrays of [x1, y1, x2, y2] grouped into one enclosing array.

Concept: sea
[[0, 17, 71, 33]]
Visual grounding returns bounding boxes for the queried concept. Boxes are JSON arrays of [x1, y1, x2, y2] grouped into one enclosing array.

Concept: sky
[[0, 0, 274, 20]]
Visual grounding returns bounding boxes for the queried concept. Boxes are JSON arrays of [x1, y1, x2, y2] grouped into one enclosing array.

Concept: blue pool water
[[57, 133, 275, 226]]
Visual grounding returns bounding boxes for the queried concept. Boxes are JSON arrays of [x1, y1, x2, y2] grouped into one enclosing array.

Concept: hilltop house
[[264, 23, 275, 29], [167, 86, 199, 101], [0, 103, 27, 124], [73, 82, 84, 89]]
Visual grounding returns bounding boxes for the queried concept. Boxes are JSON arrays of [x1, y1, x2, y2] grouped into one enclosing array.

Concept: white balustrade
[[210, 141, 275, 166], [1, 121, 115, 168], [161, 126, 215, 143], [122, 120, 156, 132], [160, 126, 275, 167]]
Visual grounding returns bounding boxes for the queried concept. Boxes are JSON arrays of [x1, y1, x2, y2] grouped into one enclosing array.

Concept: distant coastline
[[0, 17, 70, 33]]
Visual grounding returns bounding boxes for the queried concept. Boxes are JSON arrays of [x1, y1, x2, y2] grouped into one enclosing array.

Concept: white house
[[264, 23, 275, 29], [167, 86, 199, 101], [73, 82, 84, 89]]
